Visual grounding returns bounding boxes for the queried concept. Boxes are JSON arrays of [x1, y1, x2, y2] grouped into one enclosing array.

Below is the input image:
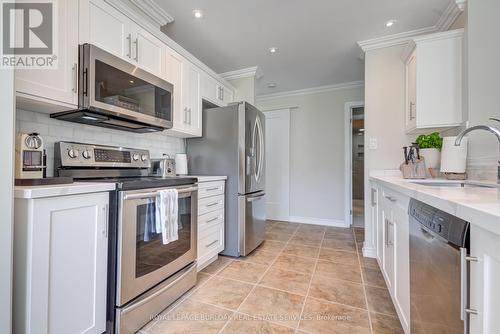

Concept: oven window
[[135, 196, 191, 278], [94, 60, 172, 122]]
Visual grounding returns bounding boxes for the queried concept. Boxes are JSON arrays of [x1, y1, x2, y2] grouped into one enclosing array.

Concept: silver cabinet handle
[[384, 195, 397, 202], [206, 201, 219, 207], [409, 102, 416, 120], [102, 205, 108, 238], [371, 188, 377, 207], [133, 37, 139, 61], [205, 240, 219, 248], [72, 63, 78, 93], [461, 248, 479, 321], [183, 107, 188, 123], [464, 308, 478, 315], [206, 187, 220, 192], [126, 33, 132, 58], [188, 108, 192, 125], [124, 186, 197, 200], [206, 216, 220, 224], [385, 218, 394, 246]]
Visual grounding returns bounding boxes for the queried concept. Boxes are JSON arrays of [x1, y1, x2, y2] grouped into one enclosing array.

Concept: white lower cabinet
[[14, 192, 109, 334], [197, 180, 226, 270], [469, 225, 500, 334], [374, 184, 411, 333]]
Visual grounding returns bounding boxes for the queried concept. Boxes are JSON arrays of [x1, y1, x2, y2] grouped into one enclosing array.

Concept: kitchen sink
[[409, 181, 497, 188]]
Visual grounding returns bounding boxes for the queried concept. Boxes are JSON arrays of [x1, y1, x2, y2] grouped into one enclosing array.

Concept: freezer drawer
[[238, 191, 266, 256]]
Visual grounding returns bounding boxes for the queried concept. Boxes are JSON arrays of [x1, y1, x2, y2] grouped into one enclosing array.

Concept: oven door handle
[[123, 186, 198, 200]]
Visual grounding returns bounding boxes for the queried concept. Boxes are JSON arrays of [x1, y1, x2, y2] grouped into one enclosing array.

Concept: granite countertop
[[370, 171, 500, 236], [15, 182, 116, 199]]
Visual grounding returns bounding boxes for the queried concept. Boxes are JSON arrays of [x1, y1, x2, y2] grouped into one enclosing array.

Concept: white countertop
[[15, 182, 116, 199], [184, 175, 227, 182], [370, 171, 500, 236]]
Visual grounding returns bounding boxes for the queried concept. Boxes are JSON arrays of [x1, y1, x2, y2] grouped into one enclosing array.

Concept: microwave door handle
[[123, 186, 198, 200]]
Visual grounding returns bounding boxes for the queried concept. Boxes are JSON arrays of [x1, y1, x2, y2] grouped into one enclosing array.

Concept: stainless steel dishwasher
[[409, 199, 471, 334]]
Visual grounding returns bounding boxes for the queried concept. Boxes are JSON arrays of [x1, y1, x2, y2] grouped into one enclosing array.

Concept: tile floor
[[139, 221, 404, 334]]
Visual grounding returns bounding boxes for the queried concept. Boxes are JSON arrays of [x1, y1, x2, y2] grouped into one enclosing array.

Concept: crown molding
[[357, 26, 438, 52], [435, 0, 466, 31], [128, 0, 174, 27], [256, 81, 364, 102], [220, 66, 264, 81]]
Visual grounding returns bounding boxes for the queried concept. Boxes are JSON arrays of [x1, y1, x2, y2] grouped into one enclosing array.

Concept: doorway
[[264, 109, 290, 221], [344, 102, 365, 227]]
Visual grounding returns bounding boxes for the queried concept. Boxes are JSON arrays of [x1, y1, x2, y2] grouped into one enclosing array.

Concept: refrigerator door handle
[[255, 116, 264, 183]]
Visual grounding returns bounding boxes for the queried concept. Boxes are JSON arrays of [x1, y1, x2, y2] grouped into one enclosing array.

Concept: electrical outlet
[[369, 138, 378, 150]]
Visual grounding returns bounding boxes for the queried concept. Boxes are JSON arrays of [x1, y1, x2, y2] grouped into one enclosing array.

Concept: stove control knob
[[82, 150, 92, 160], [132, 153, 139, 161], [68, 148, 79, 159], [141, 154, 148, 162]]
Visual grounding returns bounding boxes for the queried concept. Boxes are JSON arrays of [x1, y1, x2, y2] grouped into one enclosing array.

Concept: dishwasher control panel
[[409, 199, 469, 247]]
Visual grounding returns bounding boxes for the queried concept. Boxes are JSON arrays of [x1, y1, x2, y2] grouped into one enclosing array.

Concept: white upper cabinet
[[184, 65, 202, 136], [201, 72, 234, 107], [16, 0, 79, 111], [80, 0, 131, 60], [80, 0, 166, 76], [402, 29, 463, 134]]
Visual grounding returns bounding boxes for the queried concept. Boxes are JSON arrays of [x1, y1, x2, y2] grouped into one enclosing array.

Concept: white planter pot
[[420, 148, 441, 169]]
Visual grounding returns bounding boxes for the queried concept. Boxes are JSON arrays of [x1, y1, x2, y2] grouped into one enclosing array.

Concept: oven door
[[117, 185, 197, 306], [81, 44, 173, 130]]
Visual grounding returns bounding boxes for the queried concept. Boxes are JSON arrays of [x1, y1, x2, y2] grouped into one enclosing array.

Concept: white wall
[[363, 45, 413, 255], [16, 110, 186, 177], [466, 0, 500, 180], [0, 69, 15, 334], [256, 86, 364, 226]]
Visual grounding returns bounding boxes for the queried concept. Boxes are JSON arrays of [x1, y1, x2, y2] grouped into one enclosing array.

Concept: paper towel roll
[[440, 136, 468, 173], [175, 153, 188, 175]]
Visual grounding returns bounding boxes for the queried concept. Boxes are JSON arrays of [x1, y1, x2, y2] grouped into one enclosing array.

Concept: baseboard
[[288, 215, 348, 228], [362, 245, 377, 258]]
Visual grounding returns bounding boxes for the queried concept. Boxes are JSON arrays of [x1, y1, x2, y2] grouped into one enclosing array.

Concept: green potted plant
[[415, 132, 443, 169]]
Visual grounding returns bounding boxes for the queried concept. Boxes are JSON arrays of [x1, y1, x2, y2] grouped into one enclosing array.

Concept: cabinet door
[[165, 48, 185, 132], [201, 73, 220, 105], [380, 196, 395, 291], [184, 64, 202, 136], [372, 186, 384, 265], [132, 24, 165, 76], [393, 205, 411, 333], [80, 0, 131, 60], [469, 225, 500, 334], [16, 0, 78, 107], [405, 51, 417, 131], [31, 193, 108, 334]]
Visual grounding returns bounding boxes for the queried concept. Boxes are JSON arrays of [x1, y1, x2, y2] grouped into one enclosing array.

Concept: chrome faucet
[[455, 125, 500, 183]]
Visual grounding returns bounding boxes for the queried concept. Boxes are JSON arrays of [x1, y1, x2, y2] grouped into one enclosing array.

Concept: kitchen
[[1, 0, 500, 334]]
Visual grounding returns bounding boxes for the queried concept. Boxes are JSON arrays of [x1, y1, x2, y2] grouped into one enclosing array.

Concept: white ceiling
[[154, 0, 450, 95]]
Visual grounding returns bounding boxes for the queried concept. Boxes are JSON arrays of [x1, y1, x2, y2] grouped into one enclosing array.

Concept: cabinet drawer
[[199, 209, 224, 233], [198, 195, 224, 215], [381, 187, 409, 211], [198, 223, 224, 258], [198, 181, 225, 199]]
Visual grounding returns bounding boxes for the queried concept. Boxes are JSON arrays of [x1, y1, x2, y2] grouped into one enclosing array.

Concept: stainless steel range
[[54, 141, 198, 334]]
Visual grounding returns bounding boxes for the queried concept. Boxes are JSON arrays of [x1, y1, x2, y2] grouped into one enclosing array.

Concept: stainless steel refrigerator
[[187, 102, 265, 257]]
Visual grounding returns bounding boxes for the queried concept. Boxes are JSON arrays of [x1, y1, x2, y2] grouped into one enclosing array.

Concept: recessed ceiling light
[[269, 47, 278, 54], [267, 83, 277, 88], [385, 19, 397, 27], [192, 9, 203, 19]]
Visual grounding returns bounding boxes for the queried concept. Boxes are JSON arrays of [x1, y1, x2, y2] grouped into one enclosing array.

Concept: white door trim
[[264, 108, 290, 221], [344, 101, 365, 227]]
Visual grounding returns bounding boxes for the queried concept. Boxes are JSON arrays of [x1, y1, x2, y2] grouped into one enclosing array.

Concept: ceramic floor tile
[[365, 285, 398, 316], [321, 238, 357, 252], [218, 260, 269, 283], [308, 274, 367, 309], [266, 231, 294, 242], [238, 286, 305, 328], [222, 316, 295, 334], [240, 249, 279, 266], [318, 248, 359, 265], [362, 266, 387, 288], [201, 256, 233, 275], [258, 240, 287, 253], [281, 243, 320, 259], [148, 299, 233, 334], [323, 232, 355, 242], [189, 276, 253, 310], [270, 223, 299, 234], [296, 224, 327, 233], [370, 312, 404, 334], [325, 227, 353, 235], [272, 254, 316, 274], [259, 268, 311, 296], [289, 233, 324, 247], [315, 260, 362, 283], [299, 297, 370, 334], [185, 272, 213, 297]]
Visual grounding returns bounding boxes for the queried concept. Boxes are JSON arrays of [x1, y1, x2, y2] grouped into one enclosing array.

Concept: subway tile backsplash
[[16, 109, 186, 177]]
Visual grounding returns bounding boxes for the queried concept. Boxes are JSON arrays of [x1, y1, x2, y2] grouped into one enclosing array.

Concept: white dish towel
[[155, 189, 179, 245]]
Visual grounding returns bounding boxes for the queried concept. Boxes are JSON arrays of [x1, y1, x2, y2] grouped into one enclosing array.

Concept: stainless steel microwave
[[51, 44, 173, 133]]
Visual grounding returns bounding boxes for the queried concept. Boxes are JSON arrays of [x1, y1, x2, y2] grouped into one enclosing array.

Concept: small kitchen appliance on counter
[[15, 133, 45, 180], [150, 154, 176, 177], [54, 141, 198, 334]]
